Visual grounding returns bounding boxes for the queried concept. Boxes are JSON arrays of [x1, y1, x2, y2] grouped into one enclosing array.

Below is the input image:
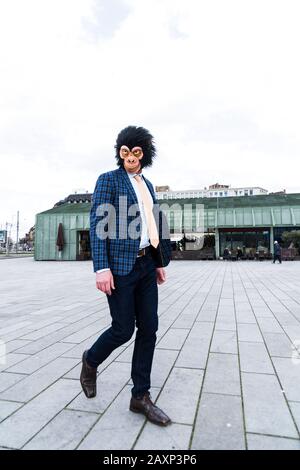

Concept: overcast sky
[[1, 0, 300, 239]]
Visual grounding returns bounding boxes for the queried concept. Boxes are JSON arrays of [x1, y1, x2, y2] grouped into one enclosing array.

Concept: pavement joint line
[[188, 264, 227, 450], [62, 407, 102, 415], [234, 266, 249, 450], [247, 431, 300, 441], [239, 370, 275, 376], [201, 391, 242, 398]]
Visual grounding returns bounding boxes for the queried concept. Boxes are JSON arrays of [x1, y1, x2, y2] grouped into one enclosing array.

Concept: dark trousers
[[273, 254, 282, 263], [87, 251, 158, 398]]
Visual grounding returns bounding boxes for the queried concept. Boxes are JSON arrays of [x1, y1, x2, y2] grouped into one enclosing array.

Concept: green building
[[34, 193, 300, 261]]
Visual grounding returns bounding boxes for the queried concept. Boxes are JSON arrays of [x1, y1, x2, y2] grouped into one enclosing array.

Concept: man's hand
[[96, 270, 115, 295], [156, 267, 166, 285]]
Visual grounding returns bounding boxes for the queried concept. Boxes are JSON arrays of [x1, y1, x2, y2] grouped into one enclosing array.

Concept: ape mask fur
[[114, 126, 156, 169]]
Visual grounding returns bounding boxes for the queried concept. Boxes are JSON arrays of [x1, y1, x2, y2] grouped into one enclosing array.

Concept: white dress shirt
[[96, 170, 152, 274]]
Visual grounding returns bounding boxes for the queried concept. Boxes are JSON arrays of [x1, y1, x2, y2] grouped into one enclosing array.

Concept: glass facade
[[77, 231, 91, 260], [219, 229, 270, 257]]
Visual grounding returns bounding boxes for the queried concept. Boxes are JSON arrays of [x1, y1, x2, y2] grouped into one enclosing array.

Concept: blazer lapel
[[143, 176, 156, 203], [118, 167, 138, 204]]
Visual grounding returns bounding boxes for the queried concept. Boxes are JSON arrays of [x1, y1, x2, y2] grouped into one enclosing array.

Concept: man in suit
[[80, 126, 172, 426]]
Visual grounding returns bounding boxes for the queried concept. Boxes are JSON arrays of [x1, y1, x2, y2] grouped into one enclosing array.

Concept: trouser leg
[[87, 266, 138, 368], [131, 254, 158, 398]]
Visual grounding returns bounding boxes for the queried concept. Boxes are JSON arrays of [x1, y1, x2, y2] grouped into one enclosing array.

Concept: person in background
[[273, 241, 282, 264], [223, 247, 230, 260]]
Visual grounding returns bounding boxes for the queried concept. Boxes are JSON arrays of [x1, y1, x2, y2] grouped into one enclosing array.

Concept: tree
[[281, 230, 300, 254]]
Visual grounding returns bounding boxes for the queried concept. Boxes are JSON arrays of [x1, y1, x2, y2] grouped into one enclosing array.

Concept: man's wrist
[[96, 268, 110, 274]]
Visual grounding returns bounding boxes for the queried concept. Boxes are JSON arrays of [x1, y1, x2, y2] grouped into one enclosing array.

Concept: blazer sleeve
[[90, 172, 115, 272]]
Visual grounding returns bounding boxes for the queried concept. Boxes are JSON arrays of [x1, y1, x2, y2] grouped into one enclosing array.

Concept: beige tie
[[134, 175, 159, 248]]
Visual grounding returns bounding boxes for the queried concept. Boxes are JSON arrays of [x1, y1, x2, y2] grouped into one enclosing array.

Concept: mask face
[[115, 126, 156, 168], [120, 145, 144, 172]]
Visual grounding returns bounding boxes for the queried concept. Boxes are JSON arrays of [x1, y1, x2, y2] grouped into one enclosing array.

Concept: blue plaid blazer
[[90, 167, 172, 275]]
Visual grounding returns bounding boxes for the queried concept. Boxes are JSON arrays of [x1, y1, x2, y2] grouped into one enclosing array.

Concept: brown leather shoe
[[80, 350, 97, 398], [130, 393, 171, 426]]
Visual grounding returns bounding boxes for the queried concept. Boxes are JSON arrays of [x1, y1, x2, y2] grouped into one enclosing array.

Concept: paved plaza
[[0, 257, 300, 450]]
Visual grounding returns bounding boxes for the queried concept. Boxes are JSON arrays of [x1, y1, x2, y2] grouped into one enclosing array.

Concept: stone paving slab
[[241, 372, 298, 437], [263, 332, 294, 358], [238, 342, 274, 374], [154, 367, 203, 425], [237, 323, 264, 343], [175, 322, 214, 369], [23, 409, 99, 450], [1, 258, 300, 450], [134, 422, 192, 450], [203, 353, 240, 396], [191, 393, 245, 450], [0, 400, 22, 422], [210, 330, 238, 354], [156, 328, 189, 350]]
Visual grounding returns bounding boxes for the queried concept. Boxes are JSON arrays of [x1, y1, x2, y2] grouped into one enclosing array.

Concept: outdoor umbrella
[[56, 223, 64, 258]]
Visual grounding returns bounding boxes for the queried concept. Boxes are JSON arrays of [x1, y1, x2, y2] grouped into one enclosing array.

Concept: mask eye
[[120, 146, 129, 157], [132, 147, 142, 157]]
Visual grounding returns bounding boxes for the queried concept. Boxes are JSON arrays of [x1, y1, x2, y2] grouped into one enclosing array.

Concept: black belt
[[137, 245, 151, 257]]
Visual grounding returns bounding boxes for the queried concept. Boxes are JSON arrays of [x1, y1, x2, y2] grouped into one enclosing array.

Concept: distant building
[[55, 192, 92, 207], [269, 189, 286, 195], [0, 230, 7, 248], [156, 183, 268, 200], [19, 226, 35, 250], [35, 191, 300, 261], [55, 184, 269, 205], [155, 185, 170, 193]]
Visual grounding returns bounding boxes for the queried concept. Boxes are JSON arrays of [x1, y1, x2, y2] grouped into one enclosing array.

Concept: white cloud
[[0, 0, 299, 238]]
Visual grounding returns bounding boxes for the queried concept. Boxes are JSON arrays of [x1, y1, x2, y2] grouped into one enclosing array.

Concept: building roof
[[38, 202, 92, 215], [54, 193, 92, 206], [37, 192, 300, 217], [158, 186, 268, 193]]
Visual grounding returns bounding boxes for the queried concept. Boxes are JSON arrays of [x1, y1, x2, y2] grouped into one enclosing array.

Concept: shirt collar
[[127, 171, 143, 179]]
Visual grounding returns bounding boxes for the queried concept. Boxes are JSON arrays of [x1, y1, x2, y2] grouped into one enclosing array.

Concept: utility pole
[[16, 211, 19, 253], [5, 222, 9, 255], [5, 222, 13, 256]]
